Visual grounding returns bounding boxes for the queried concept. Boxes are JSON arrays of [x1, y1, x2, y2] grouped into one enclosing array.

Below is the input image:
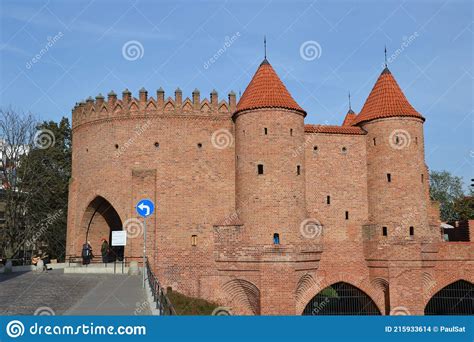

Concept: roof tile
[[342, 110, 357, 126], [235, 59, 306, 115], [352, 67, 424, 125], [305, 124, 366, 135]]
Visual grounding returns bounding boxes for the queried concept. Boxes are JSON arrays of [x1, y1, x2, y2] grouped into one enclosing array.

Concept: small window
[[345, 211, 349, 220], [326, 196, 330, 205], [290, 129, 293, 136], [257, 164, 264, 175], [387, 173, 391, 182], [382, 226, 388, 236], [313, 146, 318, 152], [415, 137, 418, 145], [273, 233, 280, 245], [341, 146, 347, 153], [373, 138, 376, 146], [421, 174, 424, 183], [154, 142, 160, 148], [197, 143, 202, 148], [115, 144, 119, 149], [264, 128, 268, 135], [297, 165, 301, 175], [243, 130, 246, 135], [191, 235, 197, 246], [409, 226, 414, 236]]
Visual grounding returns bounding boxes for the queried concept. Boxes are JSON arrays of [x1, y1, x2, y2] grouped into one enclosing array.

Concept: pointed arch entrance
[[81, 196, 124, 261], [424, 280, 474, 315], [302, 282, 381, 315]]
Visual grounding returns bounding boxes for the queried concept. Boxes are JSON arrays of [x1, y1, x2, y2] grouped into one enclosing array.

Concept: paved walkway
[[0, 270, 150, 315]]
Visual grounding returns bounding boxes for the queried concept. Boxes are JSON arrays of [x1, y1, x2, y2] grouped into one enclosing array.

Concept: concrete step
[[64, 265, 131, 274]]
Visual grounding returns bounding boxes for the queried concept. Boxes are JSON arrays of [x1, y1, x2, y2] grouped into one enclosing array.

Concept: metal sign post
[[143, 217, 147, 288], [136, 199, 155, 289]]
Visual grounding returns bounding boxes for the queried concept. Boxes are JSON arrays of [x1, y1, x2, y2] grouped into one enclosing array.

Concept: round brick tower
[[233, 58, 307, 245], [352, 66, 431, 240]]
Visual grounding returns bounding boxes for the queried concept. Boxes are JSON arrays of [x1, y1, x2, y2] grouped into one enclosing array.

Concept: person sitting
[[31, 254, 41, 266], [41, 252, 52, 272], [32, 251, 52, 272]]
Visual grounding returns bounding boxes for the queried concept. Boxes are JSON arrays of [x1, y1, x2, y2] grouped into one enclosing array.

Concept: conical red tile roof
[[342, 109, 356, 126], [235, 59, 306, 116], [352, 67, 424, 125]]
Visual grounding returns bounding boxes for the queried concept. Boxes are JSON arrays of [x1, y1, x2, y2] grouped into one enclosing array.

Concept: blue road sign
[[136, 199, 155, 218]]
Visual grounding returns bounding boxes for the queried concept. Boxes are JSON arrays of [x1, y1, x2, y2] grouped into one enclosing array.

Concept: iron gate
[[425, 280, 474, 315], [303, 282, 381, 315]]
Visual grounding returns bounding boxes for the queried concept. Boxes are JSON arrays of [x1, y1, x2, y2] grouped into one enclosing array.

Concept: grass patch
[[167, 290, 219, 315]]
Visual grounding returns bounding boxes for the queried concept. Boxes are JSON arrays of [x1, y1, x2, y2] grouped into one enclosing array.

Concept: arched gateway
[[80, 196, 124, 260], [425, 280, 474, 315], [302, 282, 381, 315]]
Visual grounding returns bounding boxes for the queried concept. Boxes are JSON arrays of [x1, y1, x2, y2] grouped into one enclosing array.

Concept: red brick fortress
[[66, 57, 473, 315]]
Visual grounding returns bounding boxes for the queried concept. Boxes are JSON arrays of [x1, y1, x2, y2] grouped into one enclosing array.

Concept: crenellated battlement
[[72, 88, 237, 129]]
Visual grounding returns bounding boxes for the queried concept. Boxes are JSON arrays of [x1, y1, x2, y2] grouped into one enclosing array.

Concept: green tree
[[453, 196, 474, 221], [18, 117, 71, 260], [429, 170, 464, 222]]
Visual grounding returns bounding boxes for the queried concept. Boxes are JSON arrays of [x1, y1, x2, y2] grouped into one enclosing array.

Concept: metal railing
[[66, 255, 143, 274], [146, 259, 176, 315]]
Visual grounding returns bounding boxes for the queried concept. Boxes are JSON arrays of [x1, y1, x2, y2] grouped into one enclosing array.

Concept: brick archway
[[222, 279, 261, 315], [424, 274, 474, 304], [301, 282, 381, 315], [424, 279, 474, 315], [296, 272, 385, 315], [80, 196, 124, 260]]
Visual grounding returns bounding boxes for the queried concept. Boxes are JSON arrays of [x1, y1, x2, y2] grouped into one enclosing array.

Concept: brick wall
[[66, 90, 473, 315]]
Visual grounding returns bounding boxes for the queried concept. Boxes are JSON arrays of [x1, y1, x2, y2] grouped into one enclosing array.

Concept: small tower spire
[[384, 45, 388, 68], [348, 91, 352, 111], [264, 35, 267, 59]]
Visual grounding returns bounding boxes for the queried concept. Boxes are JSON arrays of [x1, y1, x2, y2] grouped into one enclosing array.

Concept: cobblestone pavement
[[0, 270, 150, 315]]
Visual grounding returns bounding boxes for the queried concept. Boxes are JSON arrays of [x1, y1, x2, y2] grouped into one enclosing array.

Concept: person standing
[[101, 238, 109, 263], [81, 241, 93, 265]]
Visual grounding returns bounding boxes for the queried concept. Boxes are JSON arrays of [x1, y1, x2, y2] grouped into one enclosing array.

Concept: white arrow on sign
[[138, 202, 150, 216]]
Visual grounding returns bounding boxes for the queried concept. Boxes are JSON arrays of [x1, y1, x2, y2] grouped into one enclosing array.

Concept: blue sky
[[0, 0, 472, 187]]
